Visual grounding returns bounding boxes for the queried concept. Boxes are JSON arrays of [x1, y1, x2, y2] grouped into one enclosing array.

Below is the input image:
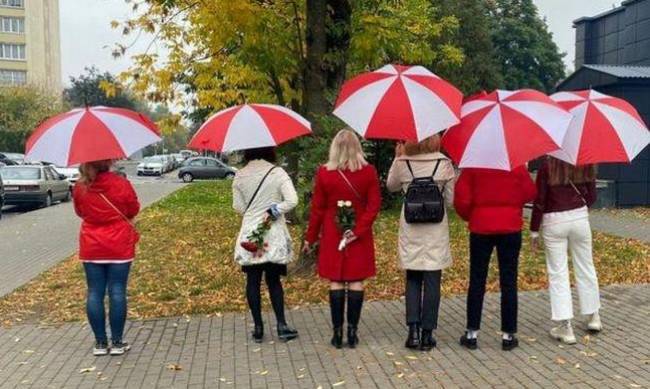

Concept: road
[[0, 169, 184, 298]]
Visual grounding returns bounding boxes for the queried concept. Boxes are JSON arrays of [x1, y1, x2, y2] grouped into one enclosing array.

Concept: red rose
[[240, 241, 259, 252]]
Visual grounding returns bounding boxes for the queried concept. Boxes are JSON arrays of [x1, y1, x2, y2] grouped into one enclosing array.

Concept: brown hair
[[547, 157, 596, 186], [402, 135, 441, 156], [78, 160, 113, 185]]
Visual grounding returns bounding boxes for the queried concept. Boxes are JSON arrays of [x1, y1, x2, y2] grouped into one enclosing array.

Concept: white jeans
[[542, 208, 600, 321]]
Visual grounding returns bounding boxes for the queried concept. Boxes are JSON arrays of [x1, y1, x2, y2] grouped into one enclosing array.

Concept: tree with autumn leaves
[[113, 0, 565, 179]]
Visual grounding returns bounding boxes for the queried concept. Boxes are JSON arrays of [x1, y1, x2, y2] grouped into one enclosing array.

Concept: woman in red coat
[[73, 160, 140, 357], [305, 129, 382, 349], [454, 166, 536, 351]]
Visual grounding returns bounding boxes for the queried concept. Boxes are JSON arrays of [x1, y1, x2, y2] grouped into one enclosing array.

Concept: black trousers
[[467, 232, 521, 334], [405, 270, 442, 331], [244, 263, 287, 327]]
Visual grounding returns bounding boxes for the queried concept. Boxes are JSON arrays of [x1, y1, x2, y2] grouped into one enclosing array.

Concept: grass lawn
[[1, 181, 648, 326]]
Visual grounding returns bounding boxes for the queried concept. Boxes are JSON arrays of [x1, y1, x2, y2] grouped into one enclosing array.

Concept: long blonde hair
[[78, 160, 113, 185], [325, 129, 368, 172]]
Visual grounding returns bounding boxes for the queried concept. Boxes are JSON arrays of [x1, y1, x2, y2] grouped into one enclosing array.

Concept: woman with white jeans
[[531, 157, 601, 344]]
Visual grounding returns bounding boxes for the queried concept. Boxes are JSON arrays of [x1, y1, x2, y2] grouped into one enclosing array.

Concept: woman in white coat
[[386, 135, 455, 351], [233, 147, 299, 343]]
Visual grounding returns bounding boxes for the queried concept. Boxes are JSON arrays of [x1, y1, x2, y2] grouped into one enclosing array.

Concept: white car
[[137, 156, 166, 176], [54, 166, 80, 183]]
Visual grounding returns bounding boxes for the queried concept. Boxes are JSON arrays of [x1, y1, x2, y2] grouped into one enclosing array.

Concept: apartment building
[[0, 0, 61, 91]]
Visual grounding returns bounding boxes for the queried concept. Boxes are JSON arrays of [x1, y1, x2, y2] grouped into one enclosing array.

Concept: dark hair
[[243, 147, 277, 163]]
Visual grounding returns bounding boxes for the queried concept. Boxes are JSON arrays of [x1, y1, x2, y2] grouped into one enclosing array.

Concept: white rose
[[344, 201, 352, 207], [337, 200, 344, 207]]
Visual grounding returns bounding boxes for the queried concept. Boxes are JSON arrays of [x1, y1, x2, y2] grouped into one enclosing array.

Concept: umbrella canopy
[[549, 90, 650, 165], [442, 89, 573, 171], [333, 64, 462, 141], [187, 104, 311, 152], [25, 106, 161, 167]]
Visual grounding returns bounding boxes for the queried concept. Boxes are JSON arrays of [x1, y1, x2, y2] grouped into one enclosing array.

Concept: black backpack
[[403, 160, 445, 224]]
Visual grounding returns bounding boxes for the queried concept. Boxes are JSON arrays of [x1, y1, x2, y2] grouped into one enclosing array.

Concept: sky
[[59, 0, 622, 85]]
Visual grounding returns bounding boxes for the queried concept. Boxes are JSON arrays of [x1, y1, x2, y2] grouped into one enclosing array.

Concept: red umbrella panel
[[442, 89, 573, 171], [25, 106, 161, 167], [550, 90, 650, 165], [188, 104, 311, 152], [333, 64, 463, 141]]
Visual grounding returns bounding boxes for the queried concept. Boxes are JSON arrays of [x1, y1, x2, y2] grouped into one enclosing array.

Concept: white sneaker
[[93, 341, 109, 356], [109, 341, 131, 356], [550, 322, 577, 344], [587, 312, 602, 332]]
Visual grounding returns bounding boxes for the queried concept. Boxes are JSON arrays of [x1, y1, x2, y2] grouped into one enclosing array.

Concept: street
[[0, 165, 184, 298]]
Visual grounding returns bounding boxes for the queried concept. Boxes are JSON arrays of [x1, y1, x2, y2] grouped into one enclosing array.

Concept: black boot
[[329, 290, 345, 349], [459, 331, 478, 350], [347, 326, 359, 348], [277, 323, 298, 341], [405, 324, 420, 349], [331, 327, 343, 349], [252, 325, 264, 343], [346, 290, 364, 348], [502, 335, 519, 351], [420, 329, 436, 351]]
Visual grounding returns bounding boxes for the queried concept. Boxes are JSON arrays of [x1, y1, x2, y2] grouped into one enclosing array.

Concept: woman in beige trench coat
[[386, 135, 456, 351]]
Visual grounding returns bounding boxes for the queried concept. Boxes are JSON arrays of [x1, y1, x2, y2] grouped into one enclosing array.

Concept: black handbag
[[403, 160, 445, 224]]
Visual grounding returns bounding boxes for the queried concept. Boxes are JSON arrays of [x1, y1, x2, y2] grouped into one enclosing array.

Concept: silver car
[[0, 165, 72, 207]]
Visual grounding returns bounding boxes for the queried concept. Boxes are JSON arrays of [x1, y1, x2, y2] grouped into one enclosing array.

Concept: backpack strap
[[245, 166, 277, 213], [405, 160, 415, 178], [431, 159, 442, 178]]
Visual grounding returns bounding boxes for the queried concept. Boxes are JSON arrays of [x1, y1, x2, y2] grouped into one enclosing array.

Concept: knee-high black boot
[[346, 290, 364, 348], [329, 290, 345, 349]]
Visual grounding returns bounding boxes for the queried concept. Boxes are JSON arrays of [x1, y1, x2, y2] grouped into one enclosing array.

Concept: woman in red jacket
[[304, 129, 382, 349], [454, 166, 536, 351], [73, 160, 140, 356]]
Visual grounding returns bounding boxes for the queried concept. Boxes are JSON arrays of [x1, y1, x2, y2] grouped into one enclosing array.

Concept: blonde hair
[[78, 160, 113, 185], [403, 135, 441, 156], [325, 129, 368, 172]]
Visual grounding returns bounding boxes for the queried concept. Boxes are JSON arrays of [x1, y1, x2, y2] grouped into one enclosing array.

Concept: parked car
[[0, 173, 4, 220], [171, 153, 185, 167], [137, 156, 166, 176], [178, 157, 236, 182], [0, 153, 19, 166], [54, 166, 80, 184], [0, 165, 72, 207]]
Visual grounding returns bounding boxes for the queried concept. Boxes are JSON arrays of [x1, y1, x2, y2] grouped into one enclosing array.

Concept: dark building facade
[[558, 0, 650, 207]]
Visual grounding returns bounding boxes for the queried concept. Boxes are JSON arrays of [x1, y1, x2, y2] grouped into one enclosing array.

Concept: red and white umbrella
[[333, 64, 462, 141], [25, 106, 161, 167], [549, 90, 650, 165], [442, 89, 573, 171], [188, 104, 311, 152]]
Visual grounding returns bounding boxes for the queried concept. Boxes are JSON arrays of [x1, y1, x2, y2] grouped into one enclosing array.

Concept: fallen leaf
[[582, 335, 590, 345], [526, 337, 537, 342], [397, 373, 405, 378], [394, 361, 404, 366], [630, 384, 641, 388], [405, 356, 418, 360], [79, 366, 96, 373], [166, 364, 182, 371], [260, 370, 268, 376], [574, 363, 581, 369], [297, 374, 305, 379], [332, 381, 345, 387], [386, 352, 395, 356], [555, 357, 566, 365], [219, 378, 226, 382], [23, 350, 34, 354]]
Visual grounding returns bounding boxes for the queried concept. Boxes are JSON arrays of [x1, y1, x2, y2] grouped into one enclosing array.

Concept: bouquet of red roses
[[240, 206, 279, 256]]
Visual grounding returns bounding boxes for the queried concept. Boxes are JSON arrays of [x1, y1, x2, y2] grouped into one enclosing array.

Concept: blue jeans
[[83, 262, 131, 343]]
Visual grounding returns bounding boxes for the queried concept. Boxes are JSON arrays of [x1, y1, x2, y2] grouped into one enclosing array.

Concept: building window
[[0, 69, 26, 85], [0, 17, 24, 34], [0, 43, 25, 60], [0, 0, 24, 8]]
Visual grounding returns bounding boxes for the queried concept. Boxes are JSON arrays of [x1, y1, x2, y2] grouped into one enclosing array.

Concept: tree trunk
[[303, 0, 329, 125]]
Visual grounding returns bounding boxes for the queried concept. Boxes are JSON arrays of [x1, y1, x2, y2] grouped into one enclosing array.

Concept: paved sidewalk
[[0, 284, 647, 389], [589, 210, 650, 244], [0, 181, 184, 297]]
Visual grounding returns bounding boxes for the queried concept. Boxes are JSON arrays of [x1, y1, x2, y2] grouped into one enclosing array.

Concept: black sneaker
[[109, 341, 131, 356], [420, 329, 436, 351], [93, 341, 109, 356], [459, 333, 478, 350], [277, 323, 298, 341], [252, 325, 264, 343], [502, 336, 519, 351]]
